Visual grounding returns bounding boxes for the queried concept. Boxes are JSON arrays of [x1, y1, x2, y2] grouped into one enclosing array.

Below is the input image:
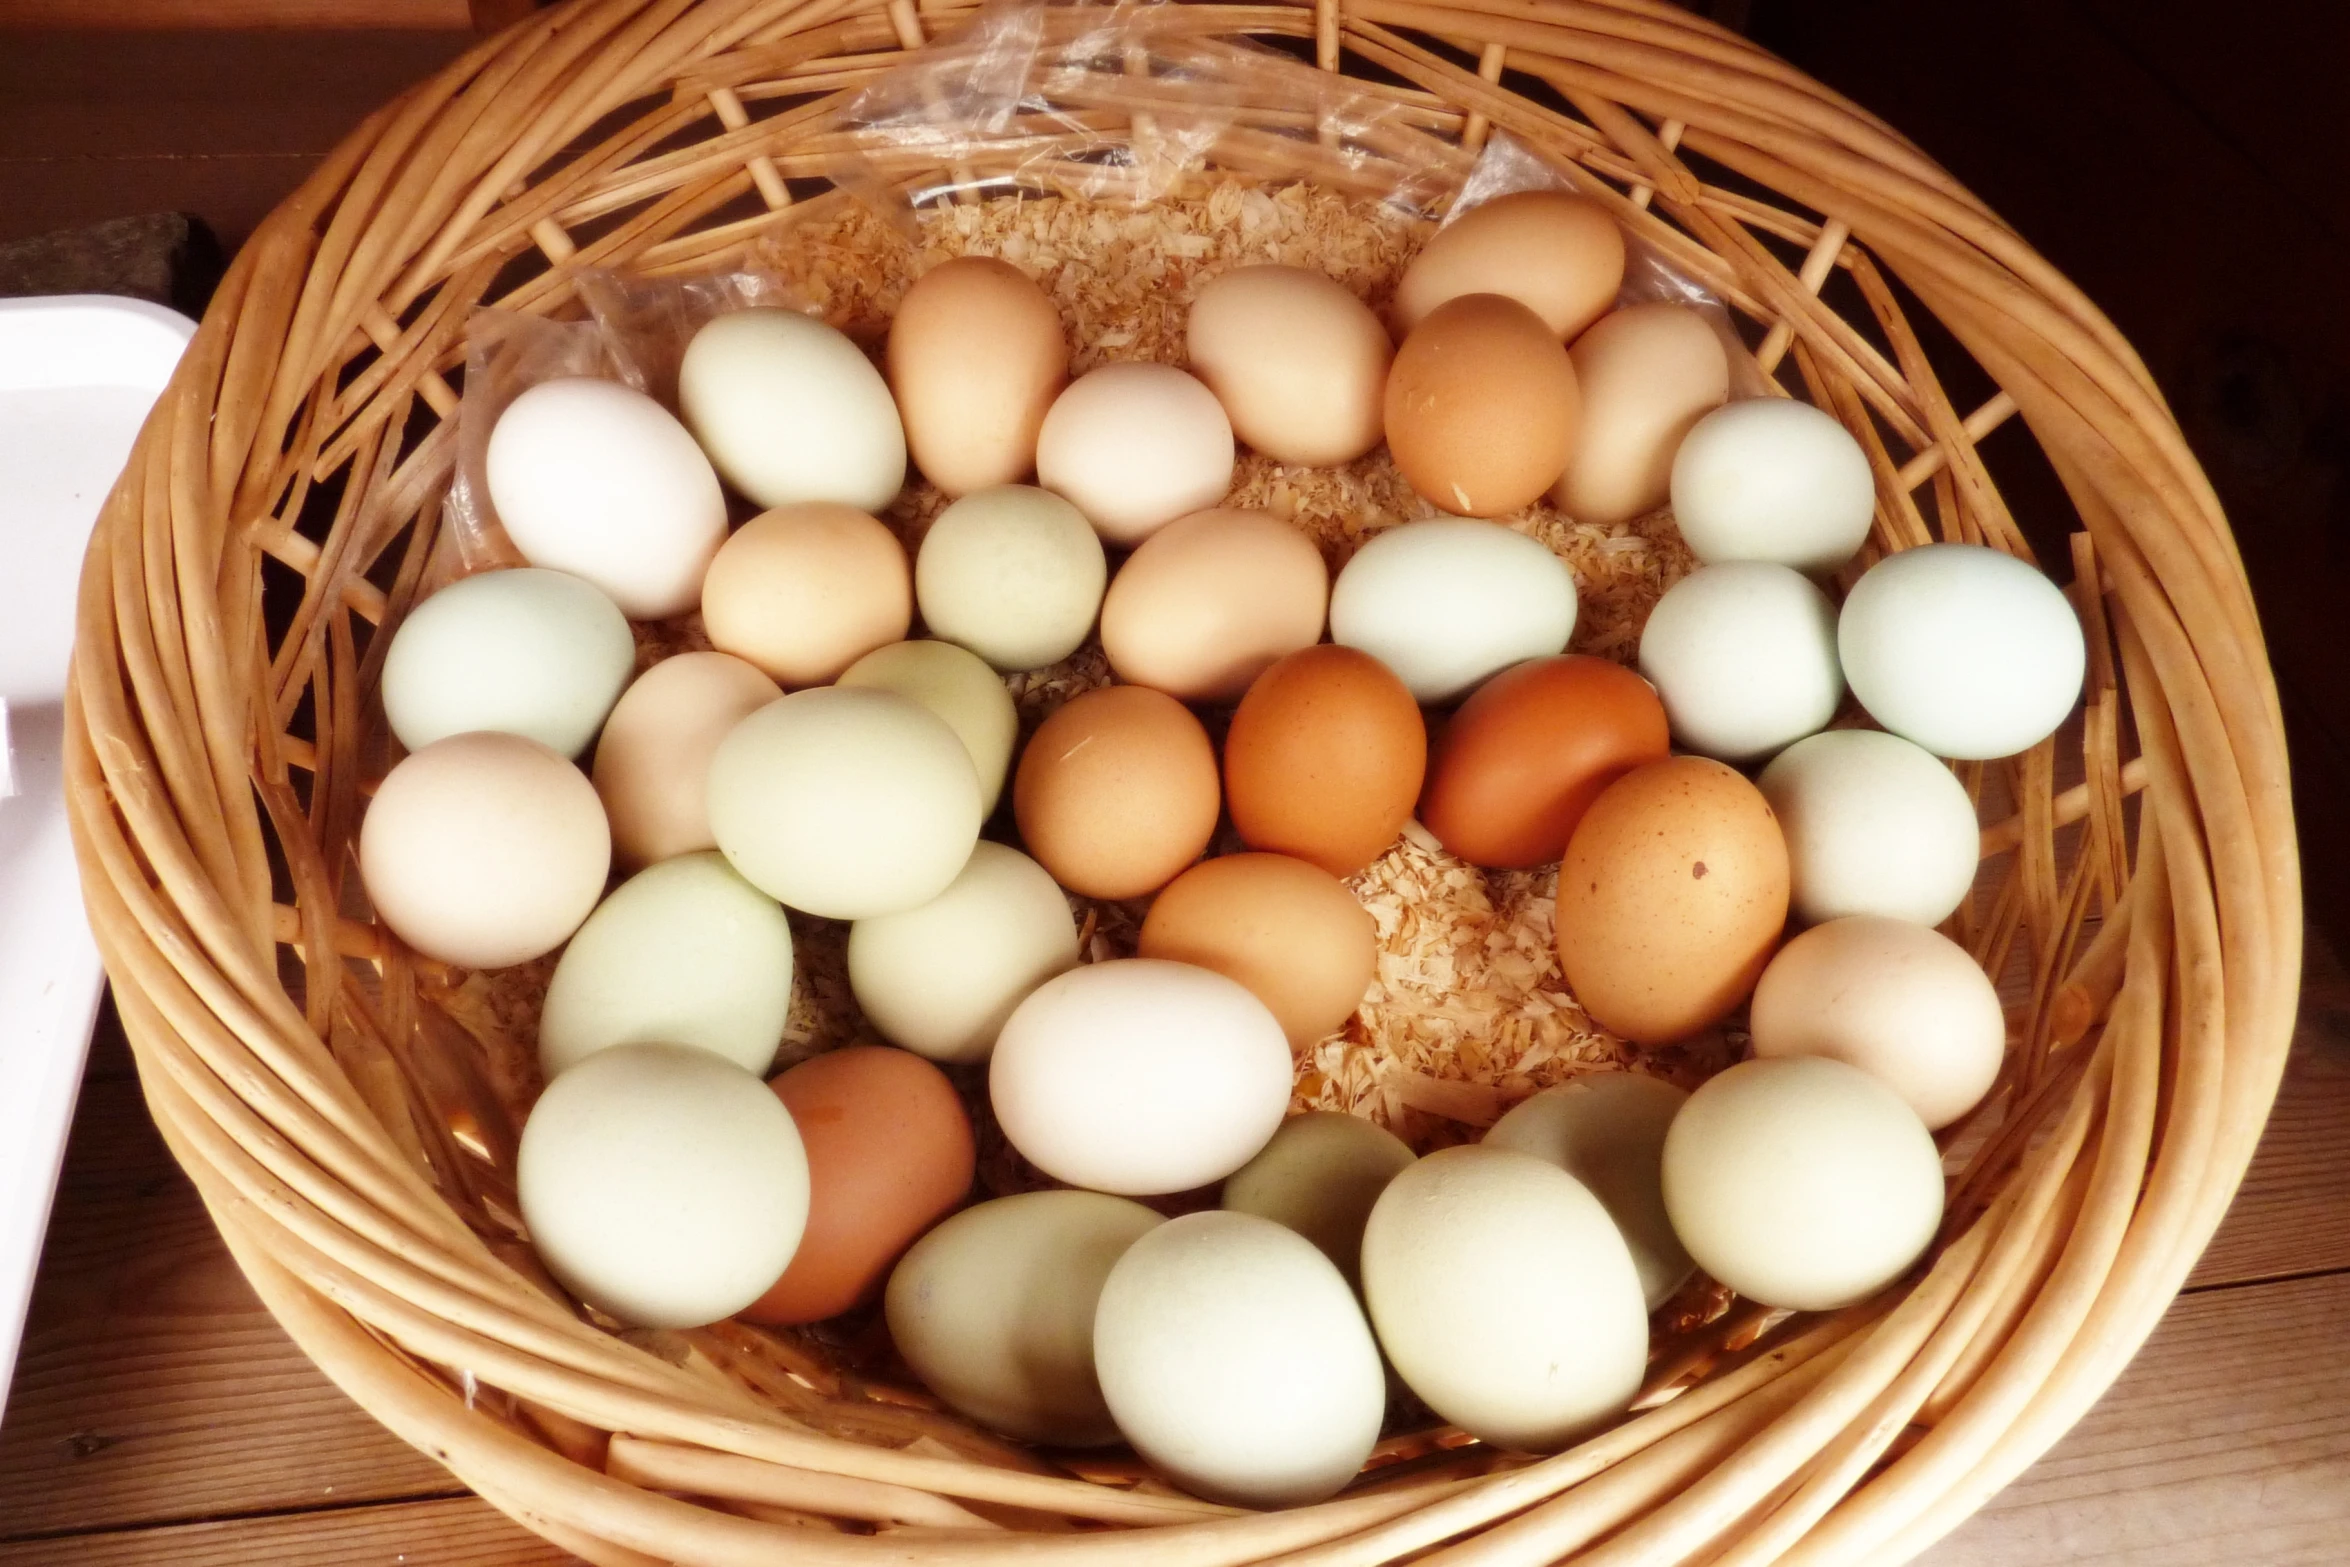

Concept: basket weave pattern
[[66, 1, 2301, 1562]]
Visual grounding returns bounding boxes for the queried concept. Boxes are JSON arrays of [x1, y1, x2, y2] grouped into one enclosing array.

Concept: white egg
[[380, 568, 634, 758], [538, 852, 795, 1081], [1094, 1211, 1387, 1507], [679, 308, 906, 513], [847, 842, 1080, 1065], [1661, 1056, 1944, 1311], [1638, 561, 1843, 760], [1221, 1111, 1416, 1286], [915, 486, 1108, 671], [1035, 364, 1235, 546], [1757, 729, 1981, 927], [835, 640, 1017, 815], [1329, 519, 1578, 704], [990, 960, 1292, 1195], [484, 377, 727, 619], [1485, 1075, 1695, 1310], [706, 687, 982, 919], [1750, 916, 2007, 1130], [1838, 543, 2086, 760], [1361, 1146, 1648, 1451], [1671, 399, 1876, 572], [517, 1042, 808, 1329]]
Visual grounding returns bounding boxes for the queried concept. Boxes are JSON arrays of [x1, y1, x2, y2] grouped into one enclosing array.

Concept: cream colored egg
[[886, 1191, 1162, 1446], [1100, 509, 1329, 703], [1035, 364, 1235, 546], [1552, 305, 1730, 525], [836, 640, 1017, 814], [846, 842, 1079, 1065], [1221, 1112, 1414, 1286], [591, 652, 781, 870], [538, 853, 795, 1081], [359, 731, 610, 970], [1362, 1146, 1648, 1451], [381, 568, 634, 758], [915, 485, 1107, 672], [1672, 399, 1876, 573], [888, 257, 1068, 496], [701, 503, 912, 687], [1638, 561, 1843, 761], [517, 1042, 808, 1329], [679, 307, 906, 513], [1094, 1211, 1387, 1507], [1186, 265, 1389, 466], [1328, 519, 1577, 704], [1756, 729, 1980, 928], [1484, 1075, 1694, 1309]]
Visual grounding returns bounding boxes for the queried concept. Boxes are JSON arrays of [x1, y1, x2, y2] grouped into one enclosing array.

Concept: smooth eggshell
[[1327, 519, 1578, 705], [1671, 399, 1876, 573], [1035, 364, 1235, 546], [381, 567, 634, 758], [1139, 853, 1376, 1047], [1393, 192, 1626, 340], [1756, 729, 1980, 927], [1552, 304, 1730, 525], [1555, 756, 1789, 1045], [1484, 1075, 1694, 1309], [1220, 1112, 1414, 1286], [1385, 293, 1581, 517], [1186, 265, 1389, 466], [742, 1047, 975, 1324], [1013, 685, 1220, 900], [915, 486, 1107, 672], [837, 639, 1018, 814], [1224, 645, 1427, 877], [680, 307, 906, 513], [1099, 508, 1329, 703], [359, 731, 611, 970], [700, 503, 912, 687], [888, 257, 1067, 496], [592, 652, 781, 869], [886, 1191, 1163, 1446], [1637, 561, 1844, 762]]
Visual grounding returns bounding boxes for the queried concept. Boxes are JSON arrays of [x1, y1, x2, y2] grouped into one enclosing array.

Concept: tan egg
[[1186, 266, 1390, 466], [1555, 756, 1789, 1045], [888, 258, 1068, 496], [701, 503, 911, 686], [1139, 854, 1376, 1048], [1013, 686, 1219, 900], [1224, 645, 1426, 878], [1551, 305, 1730, 524], [1393, 191, 1626, 340], [1385, 295, 1582, 517], [592, 652, 781, 869], [1100, 509, 1329, 703]]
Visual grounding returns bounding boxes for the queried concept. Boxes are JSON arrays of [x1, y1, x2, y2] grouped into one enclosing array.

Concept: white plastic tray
[[0, 294, 195, 1418]]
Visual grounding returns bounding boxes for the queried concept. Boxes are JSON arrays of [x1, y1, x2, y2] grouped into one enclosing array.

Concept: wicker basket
[[66, 0, 2302, 1561]]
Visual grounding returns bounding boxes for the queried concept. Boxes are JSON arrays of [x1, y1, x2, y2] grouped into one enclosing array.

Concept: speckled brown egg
[[1555, 756, 1789, 1045], [1384, 295, 1582, 517], [1224, 645, 1427, 878], [1014, 685, 1221, 899]]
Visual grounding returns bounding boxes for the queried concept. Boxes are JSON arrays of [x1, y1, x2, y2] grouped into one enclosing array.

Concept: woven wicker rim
[[66, 1, 2301, 1562]]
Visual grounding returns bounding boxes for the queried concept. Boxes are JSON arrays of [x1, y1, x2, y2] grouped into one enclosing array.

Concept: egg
[[1552, 305, 1730, 524], [1094, 1211, 1386, 1507], [1223, 645, 1427, 877], [483, 377, 727, 619], [1419, 654, 1671, 869], [1661, 1056, 1945, 1311], [380, 568, 634, 758], [1385, 294, 1582, 516], [1138, 854, 1375, 1048], [741, 1046, 975, 1325], [1756, 729, 1980, 927], [358, 731, 610, 969], [1750, 916, 2006, 1129], [1185, 265, 1389, 465], [1837, 543, 2087, 760], [1671, 399, 1876, 572], [591, 652, 781, 869], [538, 852, 794, 1080], [1637, 561, 1844, 761], [1220, 1112, 1414, 1285], [915, 485, 1107, 672], [847, 842, 1080, 1065], [1393, 191, 1626, 340], [679, 307, 905, 513], [885, 1191, 1162, 1446], [1484, 1076, 1694, 1309], [1035, 364, 1235, 545], [1329, 519, 1578, 704], [989, 959, 1292, 1195], [1099, 509, 1329, 702], [1012, 685, 1219, 900], [1555, 756, 1789, 1045], [517, 1042, 808, 1329], [1361, 1146, 1648, 1450], [700, 503, 913, 687], [837, 640, 1018, 814], [706, 687, 982, 919], [887, 257, 1067, 495]]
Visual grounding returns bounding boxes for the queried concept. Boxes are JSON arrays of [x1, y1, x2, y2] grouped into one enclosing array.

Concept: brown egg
[[1014, 686, 1220, 899], [1186, 265, 1390, 466], [1393, 191, 1627, 340], [1385, 295, 1582, 517], [741, 1046, 975, 1325], [701, 503, 911, 686], [888, 257, 1068, 496], [1139, 854, 1376, 1048], [1225, 645, 1426, 877], [1551, 305, 1730, 524], [1556, 757, 1789, 1045], [1421, 656, 1670, 870], [592, 651, 781, 870], [1099, 509, 1329, 703]]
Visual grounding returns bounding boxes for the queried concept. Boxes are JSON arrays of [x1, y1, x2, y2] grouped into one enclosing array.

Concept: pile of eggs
[[357, 188, 2088, 1506]]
